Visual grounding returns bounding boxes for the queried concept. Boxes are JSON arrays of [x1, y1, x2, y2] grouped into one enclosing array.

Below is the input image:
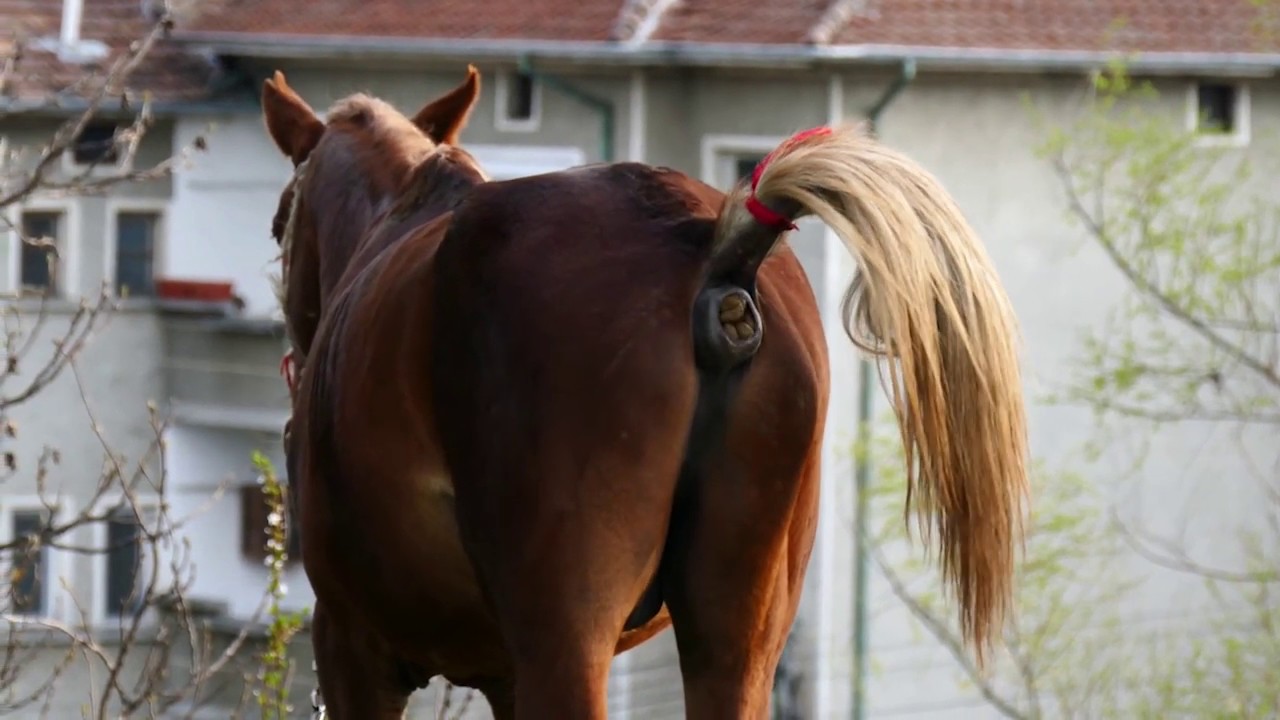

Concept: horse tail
[[708, 123, 1029, 664]]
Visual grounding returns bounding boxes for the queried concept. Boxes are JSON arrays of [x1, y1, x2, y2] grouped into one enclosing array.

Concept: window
[[496, 70, 541, 131], [8, 509, 50, 616], [1196, 83, 1236, 133], [1189, 81, 1249, 146], [19, 210, 61, 296], [734, 156, 766, 184], [240, 481, 302, 565], [115, 211, 158, 298], [72, 121, 120, 165], [104, 510, 143, 617], [506, 73, 535, 121]]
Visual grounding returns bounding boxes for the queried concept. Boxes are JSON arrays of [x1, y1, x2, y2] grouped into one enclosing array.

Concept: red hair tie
[[279, 350, 297, 394], [745, 126, 834, 230]]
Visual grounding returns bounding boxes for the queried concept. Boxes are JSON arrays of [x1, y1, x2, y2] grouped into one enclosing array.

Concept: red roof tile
[[1, 0, 215, 104], [181, 0, 623, 42], [829, 0, 1280, 54], [5, 0, 1275, 109], [174, 0, 1280, 56], [650, 0, 833, 44]]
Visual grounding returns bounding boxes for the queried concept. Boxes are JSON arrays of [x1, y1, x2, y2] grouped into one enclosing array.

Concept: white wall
[[164, 424, 313, 619], [168, 114, 290, 319], [168, 113, 594, 320], [843, 73, 1280, 718]]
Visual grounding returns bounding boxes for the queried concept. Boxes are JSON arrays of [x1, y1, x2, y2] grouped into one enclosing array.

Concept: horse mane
[[325, 94, 434, 159]]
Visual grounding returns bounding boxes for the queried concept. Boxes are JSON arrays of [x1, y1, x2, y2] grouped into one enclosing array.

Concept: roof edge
[[169, 32, 1280, 76], [0, 97, 261, 117]]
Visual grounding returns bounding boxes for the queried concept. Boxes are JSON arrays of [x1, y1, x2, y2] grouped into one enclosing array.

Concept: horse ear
[[411, 65, 481, 145], [262, 70, 324, 166]]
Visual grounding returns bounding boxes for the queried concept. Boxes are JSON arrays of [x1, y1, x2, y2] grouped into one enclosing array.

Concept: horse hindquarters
[[429, 209, 704, 718], [661, 256, 829, 719], [431, 328, 699, 717]]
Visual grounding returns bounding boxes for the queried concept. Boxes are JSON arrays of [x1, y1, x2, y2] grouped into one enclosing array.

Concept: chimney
[[60, 0, 83, 49], [47, 0, 106, 64]]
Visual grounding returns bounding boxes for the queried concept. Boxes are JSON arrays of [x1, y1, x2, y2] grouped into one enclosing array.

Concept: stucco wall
[[0, 308, 169, 718], [849, 71, 1280, 718], [167, 60, 633, 319], [8, 58, 1272, 719], [1, 117, 175, 299]]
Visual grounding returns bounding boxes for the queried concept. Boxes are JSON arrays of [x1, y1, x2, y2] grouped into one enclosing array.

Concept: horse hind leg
[[661, 337, 824, 718], [664, 453, 820, 719], [440, 384, 695, 718], [310, 603, 415, 720]]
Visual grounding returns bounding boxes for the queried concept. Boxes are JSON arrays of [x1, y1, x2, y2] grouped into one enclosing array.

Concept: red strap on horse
[[280, 350, 297, 394], [745, 126, 834, 231]]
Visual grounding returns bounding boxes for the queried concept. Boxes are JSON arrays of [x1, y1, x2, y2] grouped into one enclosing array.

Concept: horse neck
[[348, 147, 486, 265], [307, 148, 425, 297]]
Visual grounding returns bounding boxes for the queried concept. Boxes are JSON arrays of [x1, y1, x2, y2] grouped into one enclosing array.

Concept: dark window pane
[[115, 213, 157, 298], [1197, 83, 1235, 133], [10, 510, 48, 615], [106, 513, 142, 616], [735, 156, 766, 184], [73, 122, 120, 165], [506, 73, 535, 121], [20, 212, 59, 294]]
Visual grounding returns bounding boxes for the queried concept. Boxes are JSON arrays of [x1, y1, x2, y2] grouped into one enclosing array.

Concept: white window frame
[[104, 198, 167, 303], [4, 198, 80, 300], [89, 495, 162, 629], [0, 495, 69, 624], [59, 117, 135, 178], [700, 133, 785, 190], [698, 132, 827, 277], [1186, 80, 1251, 149], [495, 69, 543, 133]]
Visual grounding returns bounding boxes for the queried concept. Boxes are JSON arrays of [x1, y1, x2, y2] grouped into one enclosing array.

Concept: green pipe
[[516, 56, 615, 162], [852, 57, 916, 720]]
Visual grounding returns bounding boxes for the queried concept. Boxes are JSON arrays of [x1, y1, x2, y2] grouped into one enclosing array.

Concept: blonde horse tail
[[708, 124, 1030, 664]]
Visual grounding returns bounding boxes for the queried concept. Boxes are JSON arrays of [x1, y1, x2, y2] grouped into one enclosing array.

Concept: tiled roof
[[175, 0, 1280, 55], [0, 0, 216, 105], [4, 0, 1277, 107], [830, 0, 1280, 54], [651, 0, 835, 44], [180, 0, 623, 42]]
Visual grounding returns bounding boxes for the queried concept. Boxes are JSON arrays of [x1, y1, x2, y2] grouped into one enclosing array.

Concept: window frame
[[4, 199, 79, 300], [90, 496, 160, 628], [0, 496, 67, 623], [1186, 80, 1250, 148], [495, 69, 543, 133], [104, 199, 166, 303], [59, 119, 135, 177], [699, 133, 786, 191]]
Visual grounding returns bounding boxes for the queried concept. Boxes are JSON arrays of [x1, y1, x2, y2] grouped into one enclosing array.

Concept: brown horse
[[262, 66, 1029, 719]]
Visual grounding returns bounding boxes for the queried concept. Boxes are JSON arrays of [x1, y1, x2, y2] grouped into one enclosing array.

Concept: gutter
[[516, 57, 616, 162], [0, 53, 260, 118], [0, 98, 260, 117], [171, 32, 1280, 76], [851, 58, 916, 720]]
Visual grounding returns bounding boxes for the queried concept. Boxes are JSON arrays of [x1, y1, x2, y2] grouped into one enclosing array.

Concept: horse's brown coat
[[264, 65, 1029, 719]]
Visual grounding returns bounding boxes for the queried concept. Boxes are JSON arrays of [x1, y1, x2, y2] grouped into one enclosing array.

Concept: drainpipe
[[851, 57, 916, 720], [517, 56, 616, 162], [60, 0, 84, 48]]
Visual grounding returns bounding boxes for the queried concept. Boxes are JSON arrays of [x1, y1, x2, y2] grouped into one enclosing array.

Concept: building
[[1, 0, 1276, 717]]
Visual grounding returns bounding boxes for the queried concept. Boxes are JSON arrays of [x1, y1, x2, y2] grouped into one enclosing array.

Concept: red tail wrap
[[744, 126, 834, 231], [280, 350, 297, 394]]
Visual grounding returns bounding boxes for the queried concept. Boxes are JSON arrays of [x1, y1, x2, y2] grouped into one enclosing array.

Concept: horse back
[[427, 162, 830, 621]]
